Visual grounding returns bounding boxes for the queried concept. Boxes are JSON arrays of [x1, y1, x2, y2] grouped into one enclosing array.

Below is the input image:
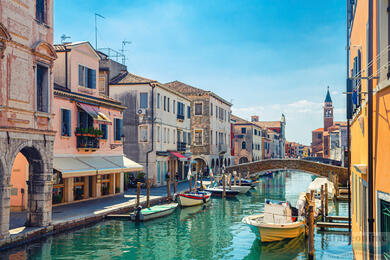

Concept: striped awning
[[77, 102, 111, 124]]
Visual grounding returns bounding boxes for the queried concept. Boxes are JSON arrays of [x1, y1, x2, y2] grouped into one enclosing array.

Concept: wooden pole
[[222, 173, 226, 198], [321, 185, 324, 222], [200, 172, 204, 191], [239, 172, 242, 186], [335, 174, 339, 198], [194, 172, 198, 193], [305, 192, 310, 237], [228, 173, 232, 190], [308, 197, 315, 259], [189, 176, 192, 192], [325, 183, 328, 217], [146, 179, 151, 208], [173, 172, 177, 194], [210, 174, 214, 188], [136, 182, 141, 208], [234, 172, 237, 186], [167, 175, 171, 201]]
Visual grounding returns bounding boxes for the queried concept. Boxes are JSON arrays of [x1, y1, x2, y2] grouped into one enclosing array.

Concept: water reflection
[[1, 171, 353, 260]]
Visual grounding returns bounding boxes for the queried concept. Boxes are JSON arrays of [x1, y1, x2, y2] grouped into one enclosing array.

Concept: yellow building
[[348, 0, 390, 259]]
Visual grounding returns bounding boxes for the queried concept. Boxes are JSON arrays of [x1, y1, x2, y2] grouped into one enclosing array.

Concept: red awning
[[170, 152, 188, 160]]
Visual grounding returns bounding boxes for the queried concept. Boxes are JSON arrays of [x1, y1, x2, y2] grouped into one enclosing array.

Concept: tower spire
[[325, 86, 332, 103]]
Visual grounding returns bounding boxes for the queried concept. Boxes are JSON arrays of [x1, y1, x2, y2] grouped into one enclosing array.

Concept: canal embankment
[[0, 181, 190, 251]]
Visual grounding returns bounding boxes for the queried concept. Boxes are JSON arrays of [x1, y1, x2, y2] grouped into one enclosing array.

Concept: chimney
[[251, 115, 259, 122]]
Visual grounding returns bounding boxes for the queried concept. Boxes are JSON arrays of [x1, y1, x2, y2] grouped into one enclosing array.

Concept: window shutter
[[119, 119, 123, 139], [78, 65, 83, 86], [84, 67, 89, 88], [66, 110, 71, 136], [91, 69, 96, 89], [114, 119, 117, 140]]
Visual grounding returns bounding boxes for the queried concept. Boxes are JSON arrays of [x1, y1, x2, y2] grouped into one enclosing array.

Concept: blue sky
[[54, 0, 346, 145]]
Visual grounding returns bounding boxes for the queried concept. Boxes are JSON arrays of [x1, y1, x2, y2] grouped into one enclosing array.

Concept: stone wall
[[227, 158, 348, 185]]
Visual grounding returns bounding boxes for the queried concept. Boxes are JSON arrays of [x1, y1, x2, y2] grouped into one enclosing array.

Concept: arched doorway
[[211, 159, 215, 171], [239, 157, 249, 164], [194, 158, 207, 174]]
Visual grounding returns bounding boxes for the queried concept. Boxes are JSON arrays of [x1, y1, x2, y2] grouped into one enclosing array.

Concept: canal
[[3, 171, 353, 259]]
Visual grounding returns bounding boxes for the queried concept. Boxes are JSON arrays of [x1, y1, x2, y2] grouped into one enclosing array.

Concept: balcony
[[77, 136, 100, 150], [177, 142, 187, 152], [177, 114, 185, 121], [218, 143, 227, 152]]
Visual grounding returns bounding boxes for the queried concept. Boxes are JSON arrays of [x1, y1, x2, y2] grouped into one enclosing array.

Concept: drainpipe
[[145, 83, 155, 181], [367, 0, 374, 258], [65, 46, 69, 90]]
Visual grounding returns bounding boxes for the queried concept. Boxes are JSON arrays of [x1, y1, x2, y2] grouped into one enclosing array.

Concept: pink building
[[51, 42, 142, 204]]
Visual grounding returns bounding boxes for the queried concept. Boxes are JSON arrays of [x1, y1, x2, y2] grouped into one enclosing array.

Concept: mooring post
[[305, 192, 311, 237], [200, 172, 204, 191], [308, 196, 315, 259], [146, 179, 151, 208], [228, 173, 232, 190], [194, 172, 198, 193], [234, 172, 237, 186], [167, 175, 171, 201], [239, 172, 242, 186], [325, 183, 328, 217], [136, 182, 141, 208], [210, 174, 214, 188], [222, 173, 226, 198], [321, 185, 324, 222], [189, 176, 192, 192], [173, 172, 177, 194]]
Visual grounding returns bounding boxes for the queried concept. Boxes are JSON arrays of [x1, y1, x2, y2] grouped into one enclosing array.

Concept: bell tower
[[324, 86, 334, 131]]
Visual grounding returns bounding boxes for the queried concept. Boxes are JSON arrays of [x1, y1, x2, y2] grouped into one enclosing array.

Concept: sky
[[54, 0, 347, 145]]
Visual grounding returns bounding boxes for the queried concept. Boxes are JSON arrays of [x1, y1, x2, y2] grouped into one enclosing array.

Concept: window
[[242, 141, 246, 150], [36, 0, 45, 23], [157, 93, 160, 109], [167, 98, 170, 112], [114, 118, 123, 141], [177, 102, 185, 119], [157, 126, 160, 142], [173, 100, 176, 114], [36, 64, 49, 112], [61, 109, 71, 136], [78, 65, 96, 89], [164, 128, 167, 143], [187, 106, 191, 118], [317, 133, 322, 139], [168, 129, 170, 143], [188, 132, 191, 145], [78, 111, 93, 129], [254, 129, 257, 135], [195, 103, 202, 115], [140, 93, 148, 108], [139, 125, 148, 142], [210, 103, 213, 116], [210, 131, 213, 145], [173, 129, 176, 144], [241, 128, 246, 134], [100, 124, 107, 140], [194, 130, 203, 145], [164, 96, 166, 111]]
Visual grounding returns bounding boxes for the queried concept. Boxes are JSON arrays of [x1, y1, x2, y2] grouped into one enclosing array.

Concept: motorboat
[[176, 191, 211, 207], [205, 187, 240, 197], [242, 200, 305, 242], [307, 178, 335, 199], [215, 185, 251, 194], [130, 203, 178, 222]]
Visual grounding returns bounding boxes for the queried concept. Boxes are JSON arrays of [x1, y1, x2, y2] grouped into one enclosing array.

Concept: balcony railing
[[177, 142, 187, 152], [218, 143, 227, 152], [77, 136, 100, 149]]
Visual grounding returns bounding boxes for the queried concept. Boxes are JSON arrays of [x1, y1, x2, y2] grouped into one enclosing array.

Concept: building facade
[[0, 0, 57, 239], [109, 73, 192, 186], [231, 115, 262, 164], [165, 81, 233, 174], [348, 0, 390, 258]]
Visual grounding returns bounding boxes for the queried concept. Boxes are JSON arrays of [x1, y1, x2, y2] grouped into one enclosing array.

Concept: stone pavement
[[9, 181, 190, 230]]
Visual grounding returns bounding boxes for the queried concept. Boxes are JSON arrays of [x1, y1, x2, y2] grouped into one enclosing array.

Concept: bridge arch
[[227, 159, 348, 185]]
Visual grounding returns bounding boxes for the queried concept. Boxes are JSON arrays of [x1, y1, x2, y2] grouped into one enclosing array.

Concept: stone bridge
[[226, 159, 348, 185]]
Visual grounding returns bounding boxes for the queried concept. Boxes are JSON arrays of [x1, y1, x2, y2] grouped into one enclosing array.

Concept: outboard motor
[[134, 206, 144, 222]]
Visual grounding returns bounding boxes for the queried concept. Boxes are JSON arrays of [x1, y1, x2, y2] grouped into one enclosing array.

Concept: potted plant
[[75, 127, 82, 136]]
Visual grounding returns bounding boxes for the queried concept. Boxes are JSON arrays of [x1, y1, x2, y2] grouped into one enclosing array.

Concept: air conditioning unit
[[137, 108, 146, 116]]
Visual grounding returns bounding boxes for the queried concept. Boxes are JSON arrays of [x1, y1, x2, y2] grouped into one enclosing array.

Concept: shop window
[[140, 92, 148, 108], [195, 103, 202, 115], [194, 130, 203, 145], [61, 109, 71, 136], [102, 174, 110, 195], [114, 118, 123, 141], [36, 64, 49, 112], [52, 170, 64, 204], [100, 124, 107, 140], [74, 177, 84, 201]]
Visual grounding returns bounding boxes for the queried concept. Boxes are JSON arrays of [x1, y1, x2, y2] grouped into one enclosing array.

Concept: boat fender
[[134, 206, 144, 222], [202, 196, 206, 203]]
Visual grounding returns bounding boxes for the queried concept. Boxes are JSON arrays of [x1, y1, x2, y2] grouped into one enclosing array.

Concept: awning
[[77, 103, 111, 124], [77, 156, 120, 175], [170, 152, 190, 162], [104, 155, 144, 172], [53, 156, 96, 178]]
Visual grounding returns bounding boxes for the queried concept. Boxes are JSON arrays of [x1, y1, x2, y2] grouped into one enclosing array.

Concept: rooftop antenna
[[60, 34, 71, 43], [95, 13, 105, 49], [121, 40, 132, 65]]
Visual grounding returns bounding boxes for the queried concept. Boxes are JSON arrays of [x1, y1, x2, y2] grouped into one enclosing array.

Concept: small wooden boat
[[242, 200, 304, 242], [176, 191, 211, 207], [205, 187, 239, 197], [216, 185, 251, 194], [130, 203, 178, 222]]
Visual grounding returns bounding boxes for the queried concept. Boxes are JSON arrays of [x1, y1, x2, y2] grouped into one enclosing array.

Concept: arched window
[[242, 141, 246, 150]]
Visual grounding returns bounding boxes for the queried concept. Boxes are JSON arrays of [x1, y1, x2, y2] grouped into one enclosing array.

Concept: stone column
[[0, 185, 11, 239], [26, 178, 52, 227], [91, 176, 97, 197], [96, 175, 102, 197], [84, 177, 89, 199], [64, 178, 74, 203], [119, 172, 124, 193]]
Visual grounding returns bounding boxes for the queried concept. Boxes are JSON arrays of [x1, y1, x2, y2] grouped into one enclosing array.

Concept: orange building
[[348, 0, 390, 258]]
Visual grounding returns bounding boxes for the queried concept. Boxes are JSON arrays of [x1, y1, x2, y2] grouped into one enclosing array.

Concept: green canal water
[[4, 171, 353, 259]]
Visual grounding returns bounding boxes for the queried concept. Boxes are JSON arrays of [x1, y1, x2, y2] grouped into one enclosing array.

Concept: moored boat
[[242, 200, 304, 242], [205, 187, 240, 197], [130, 203, 178, 222], [216, 185, 251, 194], [307, 177, 335, 199], [176, 191, 211, 207]]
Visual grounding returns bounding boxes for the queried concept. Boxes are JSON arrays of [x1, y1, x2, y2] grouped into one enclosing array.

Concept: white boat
[[307, 178, 335, 199], [216, 185, 251, 194], [205, 187, 239, 197], [176, 191, 211, 207], [242, 200, 304, 242], [130, 203, 178, 222]]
